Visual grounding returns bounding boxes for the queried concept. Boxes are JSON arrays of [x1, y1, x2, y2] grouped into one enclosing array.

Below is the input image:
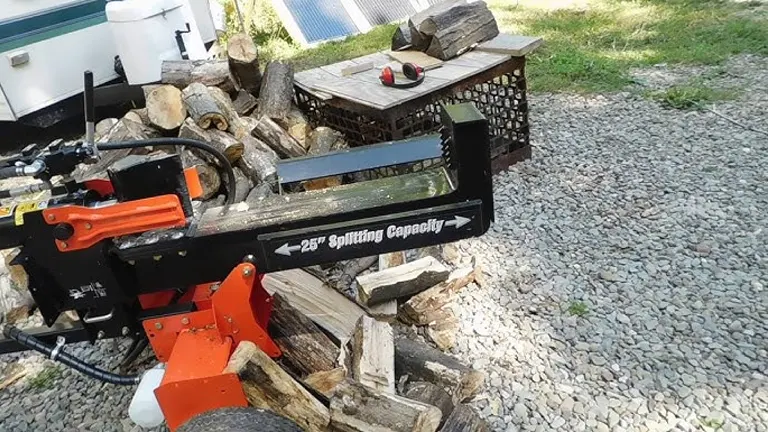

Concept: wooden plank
[[386, 50, 445, 70], [310, 77, 411, 109], [419, 63, 479, 81], [476, 33, 544, 57], [320, 60, 360, 77], [443, 50, 509, 69], [262, 269, 367, 343]]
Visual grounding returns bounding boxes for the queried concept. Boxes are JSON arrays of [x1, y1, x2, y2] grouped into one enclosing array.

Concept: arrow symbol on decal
[[445, 215, 471, 229], [275, 243, 302, 256]]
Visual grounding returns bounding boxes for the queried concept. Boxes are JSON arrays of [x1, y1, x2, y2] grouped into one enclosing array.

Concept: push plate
[[258, 201, 484, 270]]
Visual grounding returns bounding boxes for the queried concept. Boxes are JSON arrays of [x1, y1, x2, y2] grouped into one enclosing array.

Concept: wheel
[[177, 407, 304, 432]]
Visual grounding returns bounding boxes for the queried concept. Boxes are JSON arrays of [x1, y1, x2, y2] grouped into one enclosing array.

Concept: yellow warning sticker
[[14, 200, 48, 226], [0, 205, 14, 219]]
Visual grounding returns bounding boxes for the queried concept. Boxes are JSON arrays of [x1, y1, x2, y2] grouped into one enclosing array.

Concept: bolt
[[210, 283, 220, 292], [47, 214, 55, 221], [243, 267, 253, 277], [84, 222, 92, 230], [121, 327, 130, 336], [60, 242, 68, 249], [178, 250, 187, 257], [97, 330, 105, 339], [181, 317, 190, 325], [153, 255, 162, 261], [154, 322, 163, 330], [243, 254, 256, 263]]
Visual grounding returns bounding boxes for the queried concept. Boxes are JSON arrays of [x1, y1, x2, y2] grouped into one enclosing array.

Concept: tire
[[177, 407, 304, 432]]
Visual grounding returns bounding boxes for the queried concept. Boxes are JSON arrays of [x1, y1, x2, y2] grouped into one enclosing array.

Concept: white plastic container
[[128, 363, 167, 428], [186, 0, 217, 44], [106, 0, 207, 84]]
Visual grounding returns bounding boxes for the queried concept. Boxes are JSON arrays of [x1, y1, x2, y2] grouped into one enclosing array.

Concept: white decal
[[69, 282, 106, 300]]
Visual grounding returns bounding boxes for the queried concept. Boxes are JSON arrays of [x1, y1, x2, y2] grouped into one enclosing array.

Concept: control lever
[[83, 70, 98, 158]]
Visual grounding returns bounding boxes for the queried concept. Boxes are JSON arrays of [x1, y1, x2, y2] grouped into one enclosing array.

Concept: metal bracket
[[82, 308, 114, 324]]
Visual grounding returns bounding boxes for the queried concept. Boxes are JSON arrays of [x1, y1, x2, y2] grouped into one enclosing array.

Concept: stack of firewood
[[231, 245, 490, 432], [80, 33, 343, 205]]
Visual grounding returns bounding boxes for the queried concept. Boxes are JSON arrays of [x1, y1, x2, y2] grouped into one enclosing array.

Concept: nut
[[154, 322, 163, 330], [181, 317, 190, 325]]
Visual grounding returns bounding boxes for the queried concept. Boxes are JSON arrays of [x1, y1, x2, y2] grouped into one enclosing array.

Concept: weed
[[699, 417, 725, 429], [27, 366, 61, 390], [567, 301, 589, 316], [647, 84, 739, 109]]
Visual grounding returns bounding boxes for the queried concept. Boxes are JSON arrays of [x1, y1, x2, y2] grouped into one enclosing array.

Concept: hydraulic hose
[[97, 138, 237, 207], [3, 326, 141, 386]]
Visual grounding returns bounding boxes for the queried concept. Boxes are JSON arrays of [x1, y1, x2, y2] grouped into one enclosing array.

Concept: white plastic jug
[[128, 363, 166, 428]]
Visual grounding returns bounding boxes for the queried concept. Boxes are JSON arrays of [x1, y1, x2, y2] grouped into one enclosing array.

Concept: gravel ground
[[1, 54, 767, 431]]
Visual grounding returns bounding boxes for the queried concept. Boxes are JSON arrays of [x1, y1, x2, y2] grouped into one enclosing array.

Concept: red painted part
[[138, 292, 177, 310], [154, 329, 247, 431], [183, 167, 203, 200], [83, 179, 115, 197], [143, 309, 216, 362]]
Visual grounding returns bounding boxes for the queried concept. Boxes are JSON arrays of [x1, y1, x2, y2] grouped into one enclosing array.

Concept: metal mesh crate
[[295, 56, 531, 173]]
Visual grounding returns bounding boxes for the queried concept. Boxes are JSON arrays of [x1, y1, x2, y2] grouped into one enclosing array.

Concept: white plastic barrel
[[106, 0, 207, 84], [128, 363, 166, 428]]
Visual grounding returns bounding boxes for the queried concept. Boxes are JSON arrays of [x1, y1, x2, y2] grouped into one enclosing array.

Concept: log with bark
[[394, 338, 484, 403], [225, 341, 330, 432], [227, 33, 262, 94], [350, 315, 395, 393], [161, 59, 235, 92], [303, 127, 343, 192], [439, 404, 490, 432], [236, 135, 279, 185], [231, 167, 253, 202], [404, 381, 455, 428], [145, 85, 187, 131], [392, 22, 413, 51], [252, 116, 306, 159], [207, 86, 251, 140], [245, 182, 275, 203], [233, 89, 258, 116], [274, 107, 311, 149], [356, 256, 450, 306], [336, 256, 377, 293], [178, 118, 243, 165], [330, 380, 442, 432], [420, 1, 500, 60], [126, 108, 150, 125], [181, 82, 229, 130], [181, 150, 221, 200], [368, 252, 406, 321], [399, 266, 478, 326], [257, 61, 294, 120], [408, 0, 467, 51], [267, 293, 340, 380]]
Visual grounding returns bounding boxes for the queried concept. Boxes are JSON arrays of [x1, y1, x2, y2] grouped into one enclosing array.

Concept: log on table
[[274, 107, 311, 149], [268, 293, 340, 380], [252, 116, 306, 159], [181, 82, 229, 130], [225, 341, 330, 432], [422, 1, 500, 60], [237, 135, 279, 185], [392, 22, 413, 51], [404, 381, 455, 428], [181, 150, 221, 200], [161, 59, 235, 92], [330, 380, 442, 432], [439, 404, 490, 432], [233, 89, 258, 116], [394, 338, 484, 403], [350, 315, 395, 393], [356, 256, 450, 306], [262, 269, 367, 344], [227, 33, 262, 94], [399, 266, 478, 325], [368, 252, 406, 322], [408, 0, 467, 51], [257, 61, 294, 120], [146, 85, 187, 131]]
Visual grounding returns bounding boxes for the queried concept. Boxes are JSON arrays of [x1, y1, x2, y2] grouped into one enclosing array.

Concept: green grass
[[567, 301, 589, 317], [220, 0, 768, 94], [27, 366, 62, 390], [646, 83, 739, 109]]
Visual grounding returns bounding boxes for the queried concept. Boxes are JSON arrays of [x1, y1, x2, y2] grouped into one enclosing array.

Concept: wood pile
[[391, 0, 499, 60], [236, 244, 489, 431]]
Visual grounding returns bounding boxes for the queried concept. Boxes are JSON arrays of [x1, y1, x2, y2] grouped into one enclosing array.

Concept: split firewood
[[252, 116, 306, 159], [356, 256, 450, 306], [126, 108, 150, 125], [4, 250, 28, 290], [230, 167, 252, 202], [161, 59, 235, 92], [181, 83, 228, 130], [350, 315, 395, 393], [268, 293, 340, 380], [233, 89, 258, 116], [337, 256, 377, 292], [181, 150, 221, 200], [262, 269, 367, 344], [329, 380, 442, 432], [421, 1, 500, 60], [439, 404, 490, 432], [392, 22, 413, 51], [274, 107, 311, 149], [95, 118, 118, 140], [1, 258, 34, 324], [257, 61, 294, 120], [399, 266, 478, 326], [394, 337, 484, 404], [237, 135, 279, 185], [426, 311, 459, 351], [368, 252, 406, 321], [302, 127, 344, 190], [75, 118, 157, 181], [245, 183, 275, 203], [145, 85, 187, 131], [404, 381, 455, 428], [227, 33, 262, 94], [304, 367, 346, 399], [225, 341, 330, 432]]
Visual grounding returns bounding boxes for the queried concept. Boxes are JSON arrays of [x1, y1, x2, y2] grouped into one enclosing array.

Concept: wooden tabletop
[[294, 34, 542, 111]]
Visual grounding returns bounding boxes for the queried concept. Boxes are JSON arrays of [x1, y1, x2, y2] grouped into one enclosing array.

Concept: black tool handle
[[83, 71, 96, 151]]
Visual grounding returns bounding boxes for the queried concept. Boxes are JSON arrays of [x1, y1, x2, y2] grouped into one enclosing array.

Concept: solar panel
[[352, 0, 416, 26], [280, 0, 360, 44]]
